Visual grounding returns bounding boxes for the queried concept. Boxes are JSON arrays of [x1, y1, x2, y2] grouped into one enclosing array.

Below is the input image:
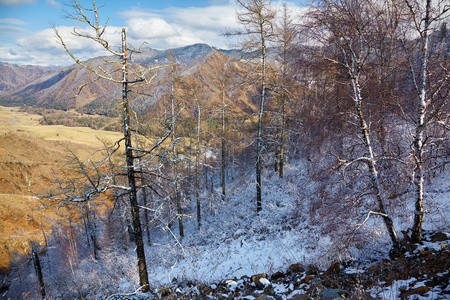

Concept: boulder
[[252, 273, 269, 289], [430, 232, 449, 243], [400, 286, 431, 298], [177, 280, 192, 288], [319, 288, 350, 300], [289, 294, 311, 300]]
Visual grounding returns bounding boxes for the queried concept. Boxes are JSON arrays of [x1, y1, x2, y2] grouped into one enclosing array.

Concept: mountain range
[[0, 44, 260, 117]]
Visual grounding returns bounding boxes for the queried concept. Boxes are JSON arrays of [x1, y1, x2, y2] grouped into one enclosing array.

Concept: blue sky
[[0, 0, 307, 66]]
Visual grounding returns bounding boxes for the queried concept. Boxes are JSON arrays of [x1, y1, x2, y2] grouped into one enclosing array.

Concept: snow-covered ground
[[145, 161, 327, 285], [142, 158, 450, 288], [4, 157, 450, 299]]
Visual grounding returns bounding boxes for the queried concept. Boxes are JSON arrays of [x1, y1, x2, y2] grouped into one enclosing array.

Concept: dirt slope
[[0, 106, 122, 270]]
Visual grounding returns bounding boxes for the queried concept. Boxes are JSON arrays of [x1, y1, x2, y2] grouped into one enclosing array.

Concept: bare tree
[[401, 0, 449, 243], [202, 51, 241, 202], [167, 50, 185, 239], [225, 0, 277, 212], [177, 77, 204, 228], [51, 1, 170, 291], [304, 0, 401, 250], [275, 2, 296, 178]]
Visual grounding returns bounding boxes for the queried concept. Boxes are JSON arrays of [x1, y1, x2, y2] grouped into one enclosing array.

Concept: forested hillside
[[1, 0, 449, 299]]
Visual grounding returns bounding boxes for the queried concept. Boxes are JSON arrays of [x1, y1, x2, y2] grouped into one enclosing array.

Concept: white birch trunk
[[411, 0, 431, 243], [350, 73, 400, 250]]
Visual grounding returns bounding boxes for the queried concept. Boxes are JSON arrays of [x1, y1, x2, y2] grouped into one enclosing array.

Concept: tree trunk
[[256, 24, 267, 213], [221, 81, 226, 201], [411, 0, 431, 244], [351, 75, 400, 250], [121, 28, 149, 292], [32, 249, 46, 300], [278, 3, 290, 179], [196, 99, 201, 228], [169, 58, 184, 239], [279, 93, 287, 179], [134, 129, 152, 246], [86, 205, 99, 260]]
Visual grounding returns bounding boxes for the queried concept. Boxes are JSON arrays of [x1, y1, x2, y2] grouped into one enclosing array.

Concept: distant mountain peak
[[0, 43, 241, 113]]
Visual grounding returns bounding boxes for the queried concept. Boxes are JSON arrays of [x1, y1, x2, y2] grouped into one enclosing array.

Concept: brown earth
[[0, 106, 122, 270]]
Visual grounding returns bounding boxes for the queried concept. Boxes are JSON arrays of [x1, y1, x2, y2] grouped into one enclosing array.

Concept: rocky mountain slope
[[0, 62, 55, 97], [0, 44, 253, 117]]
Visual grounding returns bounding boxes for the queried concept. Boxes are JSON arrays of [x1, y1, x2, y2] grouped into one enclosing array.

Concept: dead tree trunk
[[256, 25, 267, 213], [196, 96, 202, 228], [31, 248, 46, 300], [121, 28, 149, 292], [221, 78, 227, 201], [169, 54, 184, 239]]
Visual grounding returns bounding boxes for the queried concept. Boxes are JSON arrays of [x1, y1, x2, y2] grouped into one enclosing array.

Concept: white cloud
[[171, 6, 239, 31], [0, 24, 27, 45], [119, 3, 240, 50], [0, 18, 27, 25], [127, 18, 177, 40], [0, 0, 36, 5], [119, 1, 307, 51], [46, 0, 61, 9], [9, 25, 124, 65], [0, 25, 26, 32], [0, 0, 309, 66], [164, 34, 204, 48]]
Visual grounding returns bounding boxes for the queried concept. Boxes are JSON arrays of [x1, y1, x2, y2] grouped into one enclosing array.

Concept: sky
[[0, 0, 308, 66]]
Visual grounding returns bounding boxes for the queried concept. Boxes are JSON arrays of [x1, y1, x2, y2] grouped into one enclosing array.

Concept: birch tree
[[401, 0, 449, 243], [305, 0, 401, 250]]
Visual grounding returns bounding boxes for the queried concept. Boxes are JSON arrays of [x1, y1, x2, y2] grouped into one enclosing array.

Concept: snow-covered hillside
[[4, 155, 450, 299]]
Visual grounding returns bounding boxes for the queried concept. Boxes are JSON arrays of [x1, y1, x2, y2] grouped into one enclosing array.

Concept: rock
[[319, 288, 350, 300], [257, 294, 275, 299], [306, 264, 320, 275], [400, 286, 431, 298], [288, 263, 304, 274], [157, 286, 171, 298], [226, 279, 238, 291], [325, 261, 341, 275], [430, 232, 449, 242], [252, 274, 269, 289], [289, 294, 310, 300], [177, 279, 192, 288], [270, 271, 285, 282], [106, 292, 155, 300], [263, 284, 275, 295]]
